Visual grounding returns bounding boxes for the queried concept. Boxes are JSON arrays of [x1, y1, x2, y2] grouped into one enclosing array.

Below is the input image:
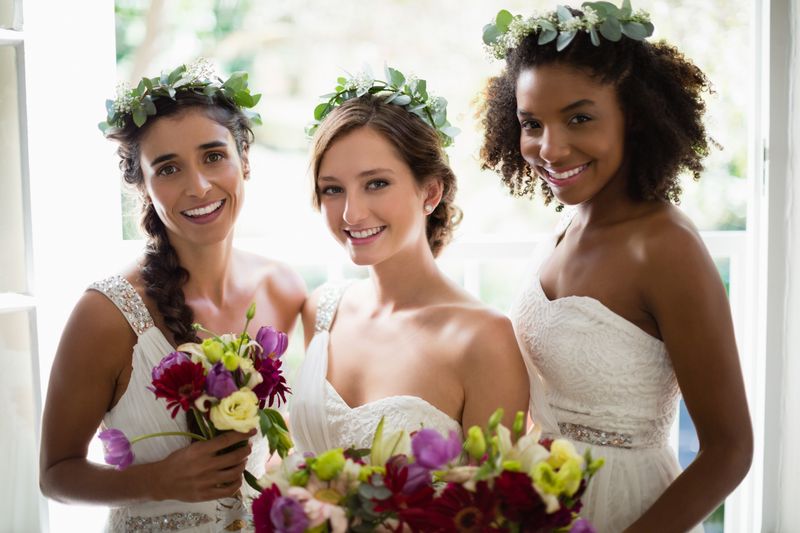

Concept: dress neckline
[[324, 379, 461, 428]]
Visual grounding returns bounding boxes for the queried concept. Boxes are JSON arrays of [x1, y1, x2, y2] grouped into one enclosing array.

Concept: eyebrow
[[517, 98, 596, 117], [150, 140, 229, 167], [318, 167, 395, 182]]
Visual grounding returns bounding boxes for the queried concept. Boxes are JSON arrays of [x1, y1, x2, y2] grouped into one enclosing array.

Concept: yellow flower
[[464, 426, 486, 460], [311, 448, 346, 481], [201, 338, 225, 363], [222, 350, 240, 371], [547, 439, 584, 469], [209, 390, 259, 432], [557, 457, 583, 497]]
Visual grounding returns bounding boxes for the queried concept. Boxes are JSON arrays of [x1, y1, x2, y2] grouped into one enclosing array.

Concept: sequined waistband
[[558, 422, 634, 449], [124, 512, 211, 532]]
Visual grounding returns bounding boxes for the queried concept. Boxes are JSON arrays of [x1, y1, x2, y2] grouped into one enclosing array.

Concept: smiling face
[[515, 63, 626, 207], [138, 108, 249, 247], [316, 126, 437, 266]]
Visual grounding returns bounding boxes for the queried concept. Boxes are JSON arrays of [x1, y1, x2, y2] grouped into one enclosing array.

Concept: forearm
[[623, 445, 752, 532], [41, 457, 163, 506]]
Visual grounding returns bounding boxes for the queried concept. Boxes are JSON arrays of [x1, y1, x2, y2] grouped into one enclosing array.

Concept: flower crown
[[99, 58, 262, 132], [305, 65, 460, 148], [483, 1, 654, 59]]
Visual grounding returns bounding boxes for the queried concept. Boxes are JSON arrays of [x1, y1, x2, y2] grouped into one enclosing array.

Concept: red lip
[[180, 199, 226, 225], [539, 163, 590, 188]]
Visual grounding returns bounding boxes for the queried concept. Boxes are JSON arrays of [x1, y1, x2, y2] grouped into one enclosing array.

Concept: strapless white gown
[[90, 276, 266, 532], [289, 282, 462, 454], [511, 234, 704, 533]]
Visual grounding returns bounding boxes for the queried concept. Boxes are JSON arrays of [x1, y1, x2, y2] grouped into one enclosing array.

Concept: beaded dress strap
[[314, 282, 350, 333], [88, 275, 155, 336]]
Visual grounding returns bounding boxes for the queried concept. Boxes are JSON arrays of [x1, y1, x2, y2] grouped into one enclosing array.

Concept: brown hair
[[310, 95, 462, 257], [480, 7, 712, 205], [105, 92, 254, 344]]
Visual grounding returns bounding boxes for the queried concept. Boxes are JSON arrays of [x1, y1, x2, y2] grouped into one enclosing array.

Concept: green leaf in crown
[[99, 57, 262, 132], [305, 64, 460, 148]]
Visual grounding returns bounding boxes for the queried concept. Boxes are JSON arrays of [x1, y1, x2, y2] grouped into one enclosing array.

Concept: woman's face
[[138, 108, 249, 247], [515, 63, 626, 207], [316, 126, 434, 266]]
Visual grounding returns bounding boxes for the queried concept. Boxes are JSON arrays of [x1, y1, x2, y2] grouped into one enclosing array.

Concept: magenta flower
[[256, 326, 288, 358], [270, 496, 309, 533], [253, 485, 282, 533], [151, 351, 189, 381], [252, 356, 291, 408], [148, 360, 207, 417], [412, 429, 462, 470], [206, 362, 238, 399], [98, 428, 134, 470], [570, 518, 597, 533]]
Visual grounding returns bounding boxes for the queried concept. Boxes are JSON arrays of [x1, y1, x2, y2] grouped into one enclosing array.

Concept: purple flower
[[256, 326, 288, 358], [206, 362, 238, 399], [151, 351, 189, 381], [403, 462, 432, 494], [412, 429, 462, 470], [269, 496, 309, 533], [570, 518, 597, 533], [98, 428, 134, 470]]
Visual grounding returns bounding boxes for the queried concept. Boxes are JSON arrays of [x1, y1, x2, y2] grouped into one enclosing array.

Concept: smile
[[181, 199, 225, 218], [543, 163, 590, 181], [345, 226, 385, 239]]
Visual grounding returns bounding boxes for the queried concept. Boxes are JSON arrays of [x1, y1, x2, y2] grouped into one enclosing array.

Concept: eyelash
[[320, 179, 390, 196], [155, 152, 226, 177], [520, 114, 593, 131]]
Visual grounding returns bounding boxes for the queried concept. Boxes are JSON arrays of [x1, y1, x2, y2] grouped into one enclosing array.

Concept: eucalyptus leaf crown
[[483, 1, 654, 59], [306, 65, 460, 148], [99, 58, 262, 132]]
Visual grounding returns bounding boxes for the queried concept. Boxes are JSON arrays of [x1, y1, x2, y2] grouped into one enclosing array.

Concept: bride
[[289, 69, 529, 453]]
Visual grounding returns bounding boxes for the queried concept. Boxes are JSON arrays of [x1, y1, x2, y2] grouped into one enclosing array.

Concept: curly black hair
[[480, 12, 713, 205]]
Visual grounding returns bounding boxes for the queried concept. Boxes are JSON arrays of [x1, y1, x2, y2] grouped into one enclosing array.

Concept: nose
[[342, 192, 368, 226], [186, 166, 212, 198], [538, 126, 570, 165]]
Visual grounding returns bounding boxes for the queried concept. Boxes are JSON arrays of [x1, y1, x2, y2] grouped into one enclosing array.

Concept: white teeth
[[548, 164, 588, 180], [348, 226, 383, 239], [183, 200, 223, 217]]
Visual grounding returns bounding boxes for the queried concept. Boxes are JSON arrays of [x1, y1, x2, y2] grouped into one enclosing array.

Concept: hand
[[151, 429, 256, 502]]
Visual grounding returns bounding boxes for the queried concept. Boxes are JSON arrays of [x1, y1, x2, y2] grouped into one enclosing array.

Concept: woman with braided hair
[[480, 3, 752, 531], [289, 67, 529, 457], [39, 60, 305, 532]]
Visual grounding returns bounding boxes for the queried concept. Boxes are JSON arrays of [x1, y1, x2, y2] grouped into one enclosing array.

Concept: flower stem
[[129, 431, 207, 445], [192, 408, 214, 439]]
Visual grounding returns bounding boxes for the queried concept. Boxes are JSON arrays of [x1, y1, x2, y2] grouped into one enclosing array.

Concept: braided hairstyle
[[105, 92, 254, 344], [480, 7, 712, 205], [310, 95, 462, 257]]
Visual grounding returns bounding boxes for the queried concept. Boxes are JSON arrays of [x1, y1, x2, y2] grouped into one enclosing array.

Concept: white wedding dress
[[90, 276, 267, 533], [290, 283, 462, 454], [511, 231, 704, 533]]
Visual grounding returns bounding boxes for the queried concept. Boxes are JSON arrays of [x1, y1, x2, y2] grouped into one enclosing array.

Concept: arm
[[39, 290, 255, 505], [624, 224, 753, 532], [300, 286, 323, 348], [460, 312, 530, 432]]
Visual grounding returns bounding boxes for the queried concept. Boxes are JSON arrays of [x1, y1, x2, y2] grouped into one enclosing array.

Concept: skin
[[39, 108, 306, 505], [302, 126, 529, 432], [516, 63, 752, 532]]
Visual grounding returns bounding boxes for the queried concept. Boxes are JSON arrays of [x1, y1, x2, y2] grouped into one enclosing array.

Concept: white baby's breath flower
[[583, 6, 601, 26], [633, 8, 651, 22], [186, 57, 216, 82], [561, 16, 584, 32], [113, 82, 134, 114]]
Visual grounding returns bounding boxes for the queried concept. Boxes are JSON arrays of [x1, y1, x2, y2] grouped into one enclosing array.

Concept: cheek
[[519, 135, 540, 162]]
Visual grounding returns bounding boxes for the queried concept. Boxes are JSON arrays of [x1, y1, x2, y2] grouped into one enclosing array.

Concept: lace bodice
[[511, 240, 679, 448], [290, 283, 462, 455], [89, 276, 264, 532]]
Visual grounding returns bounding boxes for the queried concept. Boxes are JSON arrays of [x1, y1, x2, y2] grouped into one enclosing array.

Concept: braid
[[140, 203, 198, 345]]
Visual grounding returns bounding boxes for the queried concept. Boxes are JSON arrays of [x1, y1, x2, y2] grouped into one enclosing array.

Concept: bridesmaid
[[39, 60, 305, 531], [479, 4, 752, 532]]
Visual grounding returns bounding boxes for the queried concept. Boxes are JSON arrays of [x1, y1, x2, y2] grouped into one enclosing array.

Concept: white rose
[[209, 390, 259, 433]]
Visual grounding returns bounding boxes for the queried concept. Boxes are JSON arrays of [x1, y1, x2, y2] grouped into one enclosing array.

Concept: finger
[[210, 444, 252, 469]]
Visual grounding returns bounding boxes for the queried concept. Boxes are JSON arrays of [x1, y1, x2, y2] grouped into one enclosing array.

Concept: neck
[[169, 233, 236, 306], [367, 238, 444, 312], [574, 166, 640, 228]]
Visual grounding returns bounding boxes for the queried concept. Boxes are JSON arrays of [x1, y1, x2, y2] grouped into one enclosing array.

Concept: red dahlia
[[148, 360, 206, 417]]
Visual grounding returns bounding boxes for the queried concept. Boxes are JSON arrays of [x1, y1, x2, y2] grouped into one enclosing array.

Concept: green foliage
[[99, 58, 262, 132], [305, 65, 460, 148]]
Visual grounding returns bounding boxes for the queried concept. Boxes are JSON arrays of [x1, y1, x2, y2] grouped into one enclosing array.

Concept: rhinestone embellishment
[[89, 275, 154, 335], [559, 422, 634, 449], [315, 283, 348, 332], [124, 511, 212, 532]]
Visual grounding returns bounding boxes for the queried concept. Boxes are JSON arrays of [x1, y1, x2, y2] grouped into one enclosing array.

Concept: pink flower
[[256, 326, 288, 358]]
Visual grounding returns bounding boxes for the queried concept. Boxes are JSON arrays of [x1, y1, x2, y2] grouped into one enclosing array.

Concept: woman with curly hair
[[39, 60, 305, 531], [480, 4, 752, 532], [289, 68, 529, 455]]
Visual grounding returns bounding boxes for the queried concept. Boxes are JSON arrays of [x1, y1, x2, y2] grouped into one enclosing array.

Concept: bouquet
[[252, 410, 602, 532], [98, 303, 293, 490]]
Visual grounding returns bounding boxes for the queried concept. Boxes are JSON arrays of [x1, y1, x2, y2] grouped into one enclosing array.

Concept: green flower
[[464, 426, 487, 460], [311, 448, 346, 481], [222, 350, 239, 371], [202, 338, 224, 363]]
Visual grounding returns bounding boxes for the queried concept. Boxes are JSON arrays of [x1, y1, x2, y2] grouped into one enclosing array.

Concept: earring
[[424, 204, 434, 214]]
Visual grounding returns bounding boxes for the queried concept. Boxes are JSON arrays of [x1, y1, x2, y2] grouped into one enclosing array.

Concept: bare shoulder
[[634, 205, 712, 274], [238, 250, 306, 307]]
